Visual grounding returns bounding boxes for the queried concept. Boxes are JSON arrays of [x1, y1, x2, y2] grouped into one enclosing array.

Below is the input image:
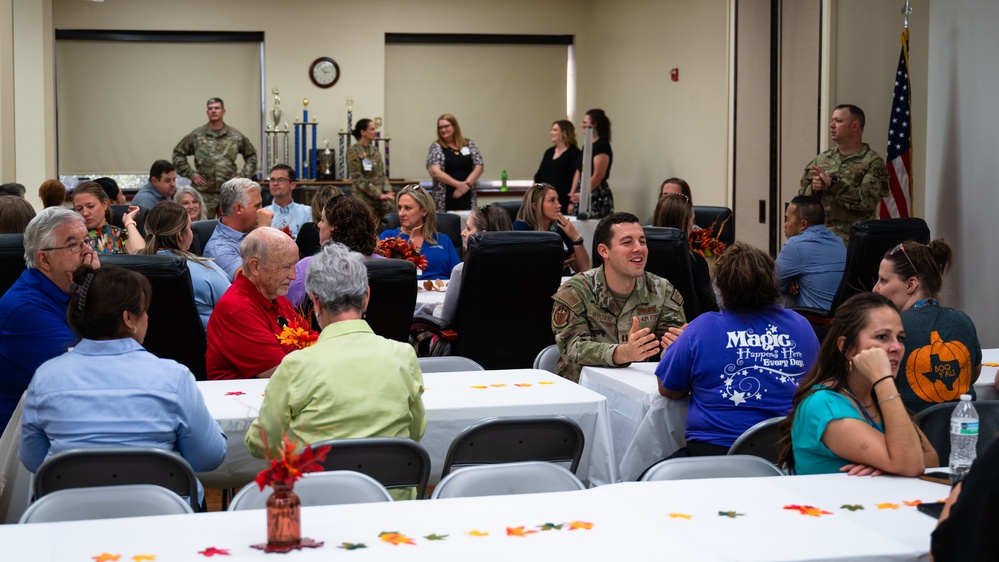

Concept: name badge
[[362, 158, 373, 171], [460, 146, 471, 156]]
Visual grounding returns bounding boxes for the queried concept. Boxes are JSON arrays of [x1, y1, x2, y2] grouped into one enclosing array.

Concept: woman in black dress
[[426, 113, 484, 212], [569, 108, 614, 218], [534, 119, 581, 214]]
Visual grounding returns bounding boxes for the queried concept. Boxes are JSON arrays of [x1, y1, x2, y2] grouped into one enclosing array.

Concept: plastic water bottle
[[948, 394, 978, 482], [501, 169, 508, 192]]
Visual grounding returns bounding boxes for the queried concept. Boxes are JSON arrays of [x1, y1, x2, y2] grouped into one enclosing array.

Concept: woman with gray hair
[[174, 186, 208, 221], [245, 243, 426, 498]]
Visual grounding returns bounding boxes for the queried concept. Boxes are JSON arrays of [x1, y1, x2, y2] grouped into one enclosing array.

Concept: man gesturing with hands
[[552, 212, 685, 383]]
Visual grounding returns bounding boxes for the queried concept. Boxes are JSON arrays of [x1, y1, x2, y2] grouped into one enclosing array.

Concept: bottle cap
[[960, 394, 972, 401]]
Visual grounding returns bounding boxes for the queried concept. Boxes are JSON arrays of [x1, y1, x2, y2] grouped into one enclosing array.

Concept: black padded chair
[[190, 219, 219, 258], [0, 233, 26, 299], [693, 205, 735, 246], [33, 447, 201, 511], [364, 258, 417, 343], [591, 226, 702, 322], [727, 416, 783, 465], [791, 217, 930, 341], [916, 400, 999, 463], [296, 222, 321, 259], [493, 200, 522, 223], [440, 416, 585, 478], [100, 253, 207, 380], [110, 205, 148, 236], [306, 437, 431, 499], [379, 212, 464, 259], [411, 231, 564, 370]]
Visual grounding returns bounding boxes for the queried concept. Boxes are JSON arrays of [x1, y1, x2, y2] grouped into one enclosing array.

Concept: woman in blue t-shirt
[[777, 293, 939, 476], [378, 184, 459, 281]]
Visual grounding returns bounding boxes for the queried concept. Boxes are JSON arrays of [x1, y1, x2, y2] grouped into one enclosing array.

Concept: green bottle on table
[[501, 169, 508, 192]]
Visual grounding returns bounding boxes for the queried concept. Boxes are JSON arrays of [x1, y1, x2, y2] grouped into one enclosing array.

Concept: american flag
[[880, 29, 912, 219]]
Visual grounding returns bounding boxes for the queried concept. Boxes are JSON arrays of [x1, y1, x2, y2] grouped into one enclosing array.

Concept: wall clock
[[309, 57, 340, 88]]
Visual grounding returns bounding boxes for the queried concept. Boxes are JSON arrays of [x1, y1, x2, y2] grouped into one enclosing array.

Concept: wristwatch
[[573, 237, 584, 246], [828, 174, 840, 187]]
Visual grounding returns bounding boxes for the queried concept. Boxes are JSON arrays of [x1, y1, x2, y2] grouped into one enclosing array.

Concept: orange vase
[[266, 483, 301, 547]]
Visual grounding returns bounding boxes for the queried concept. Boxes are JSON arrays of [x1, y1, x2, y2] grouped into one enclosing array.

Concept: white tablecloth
[[973, 348, 998, 401], [579, 363, 689, 481], [197, 369, 618, 489], [0, 474, 947, 560]]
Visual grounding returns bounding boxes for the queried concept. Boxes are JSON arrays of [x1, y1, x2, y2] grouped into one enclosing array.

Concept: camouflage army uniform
[[552, 266, 686, 383], [799, 143, 889, 243], [345, 142, 396, 219], [173, 124, 258, 216]]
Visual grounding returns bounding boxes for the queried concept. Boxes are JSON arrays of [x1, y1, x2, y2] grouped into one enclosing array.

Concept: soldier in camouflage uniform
[[552, 212, 686, 383], [799, 104, 889, 243], [173, 98, 258, 218]]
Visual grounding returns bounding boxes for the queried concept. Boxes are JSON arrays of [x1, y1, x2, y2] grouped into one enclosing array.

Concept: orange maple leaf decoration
[[376, 237, 429, 271], [668, 513, 692, 520], [506, 526, 539, 537], [276, 319, 319, 350], [379, 532, 416, 546], [466, 530, 489, 537], [567, 521, 594, 530], [689, 216, 730, 257], [877, 503, 900, 510], [279, 225, 294, 239], [904, 500, 923, 506], [92, 555, 121, 562], [253, 435, 330, 491], [784, 504, 832, 517]]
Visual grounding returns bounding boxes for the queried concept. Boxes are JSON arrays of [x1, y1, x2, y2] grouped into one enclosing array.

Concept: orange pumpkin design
[[905, 330, 972, 403]]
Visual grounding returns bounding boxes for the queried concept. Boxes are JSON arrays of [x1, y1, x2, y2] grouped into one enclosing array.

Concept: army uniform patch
[[553, 304, 571, 329], [670, 290, 684, 307]]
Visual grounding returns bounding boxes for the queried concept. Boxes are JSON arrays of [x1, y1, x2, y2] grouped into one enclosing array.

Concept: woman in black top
[[426, 113, 484, 212], [534, 120, 581, 214], [569, 108, 614, 218]]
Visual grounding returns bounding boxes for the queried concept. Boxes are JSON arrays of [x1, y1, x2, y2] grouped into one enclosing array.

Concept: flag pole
[[901, 0, 912, 29]]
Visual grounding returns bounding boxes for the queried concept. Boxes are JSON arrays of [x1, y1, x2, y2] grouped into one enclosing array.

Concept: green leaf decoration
[[718, 511, 744, 518], [424, 534, 449, 541], [840, 504, 864, 511], [337, 542, 367, 550], [537, 523, 564, 531]]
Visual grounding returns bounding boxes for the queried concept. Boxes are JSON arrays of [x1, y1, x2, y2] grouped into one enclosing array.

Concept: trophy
[[271, 88, 282, 128], [318, 139, 335, 180]]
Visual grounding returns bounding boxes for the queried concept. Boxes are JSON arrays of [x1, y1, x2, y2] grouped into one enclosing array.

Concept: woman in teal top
[[778, 293, 938, 476]]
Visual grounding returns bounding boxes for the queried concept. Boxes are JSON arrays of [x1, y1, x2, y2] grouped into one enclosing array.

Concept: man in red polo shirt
[[206, 227, 301, 380]]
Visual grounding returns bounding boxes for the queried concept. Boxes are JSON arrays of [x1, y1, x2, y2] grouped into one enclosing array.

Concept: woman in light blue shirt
[[20, 265, 227, 504], [140, 201, 230, 330]]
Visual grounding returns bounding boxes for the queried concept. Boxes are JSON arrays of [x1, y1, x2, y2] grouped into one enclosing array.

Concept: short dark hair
[[0, 183, 26, 197], [93, 177, 122, 202], [594, 212, 641, 248], [67, 265, 152, 340], [660, 177, 692, 200], [207, 97, 225, 108], [789, 195, 824, 226], [324, 195, 378, 255], [0, 195, 36, 234], [714, 242, 780, 312], [834, 104, 865, 129], [149, 159, 175, 180], [269, 163, 297, 183]]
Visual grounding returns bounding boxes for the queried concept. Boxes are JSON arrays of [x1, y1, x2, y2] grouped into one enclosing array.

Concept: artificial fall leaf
[[514, 383, 532, 387], [224, 391, 245, 396], [784, 504, 832, 517], [92, 554, 121, 562], [537, 523, 563, 531], [466, 530, 489, 537], [539, 381, 555, 385], [877, 503, 900, 510], [904, 500, 923, 506], [336, 543, 367, 550], [718, 511, 744, 518], [424, 534, 448, 541], [567, 521, 593, 530], [131, 556, 157, 562], [840, 505, 864, 511], [506, 526, 539, 537], [669, 513, 692, 520], [197, 547, 230, 557], [422, 280, 434, 291], [379, 532, 416, 546], [253, 436, 331, 491], [471, 385, 488, 389], [489, 383, 506, 387]]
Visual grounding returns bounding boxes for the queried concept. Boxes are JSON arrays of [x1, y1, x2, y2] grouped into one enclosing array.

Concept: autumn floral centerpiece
[[689, 215, 731, 258], [376, 237, 429, 271], [251, 436, 331, 553], [275, 314, 319, 351]]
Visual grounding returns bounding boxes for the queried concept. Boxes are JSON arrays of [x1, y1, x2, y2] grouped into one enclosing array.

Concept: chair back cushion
[[832, 217, 930, 306], [190, 219, 219, 258], [20, 484, 193, 523], [693, 206, 735, 246], [364, 258, 417, 343], [493, 200, 522, 223], [309, 437, 431, 498], [442, 415, 585, 476], [0, 233, 26, 300], [640, 455, 783, 481], [452, 231, 564, 369], [436, 212, 463, 259], [379, 213, 401, 233], [643, 227, 702, 321], [296, 222, 321, 259], [727, 416, 783, 464], [100, 253, 207, 380], [228, 471, 392, 510], [431, 461, 585, 499]]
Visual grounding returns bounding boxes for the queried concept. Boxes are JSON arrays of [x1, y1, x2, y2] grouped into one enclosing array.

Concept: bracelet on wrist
[[873, 375, 894, 389], [573, 237, 584, 246], [124, 222, 137, 229], [877, 393, 901, 405]]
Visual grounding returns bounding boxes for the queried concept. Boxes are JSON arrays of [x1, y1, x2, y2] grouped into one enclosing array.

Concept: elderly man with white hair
[[203, 177, 274, 280], [206, 226, 300, 380], [0, 207, 100, 428], [245, 243, 426, 498]]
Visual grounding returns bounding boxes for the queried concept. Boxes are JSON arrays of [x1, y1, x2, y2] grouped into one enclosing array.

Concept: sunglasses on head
[[890, 242, 917, 273]]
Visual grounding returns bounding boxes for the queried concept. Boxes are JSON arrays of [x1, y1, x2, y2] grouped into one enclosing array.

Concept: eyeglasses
[[890, 242, 917, 273], [268, 177, 291, 184], [43, 236, 97, 253], [438, 124, 453, 131]]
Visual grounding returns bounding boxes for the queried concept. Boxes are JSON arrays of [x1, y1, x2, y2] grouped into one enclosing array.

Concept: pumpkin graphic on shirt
[[905, 330, 972, 403]]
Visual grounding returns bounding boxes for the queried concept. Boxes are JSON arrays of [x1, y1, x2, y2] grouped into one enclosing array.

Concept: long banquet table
[[197, 368, 617, 489], [0, 473, 948, 560], [579, 362, 688, 481]]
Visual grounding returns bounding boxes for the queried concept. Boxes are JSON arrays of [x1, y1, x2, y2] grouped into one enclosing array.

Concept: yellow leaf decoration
[[467, 530, 489, 537], [379, 532, 416, 546], [877, 503, 900, 510], [131, 556, 157, 562], [471, 385, 488, 389], [489, 384, 506, 387], [567, 521, 594, 530], [539, 381, 555, 385], [668, 513, 692, 520], [506, 526, 539, 537]]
